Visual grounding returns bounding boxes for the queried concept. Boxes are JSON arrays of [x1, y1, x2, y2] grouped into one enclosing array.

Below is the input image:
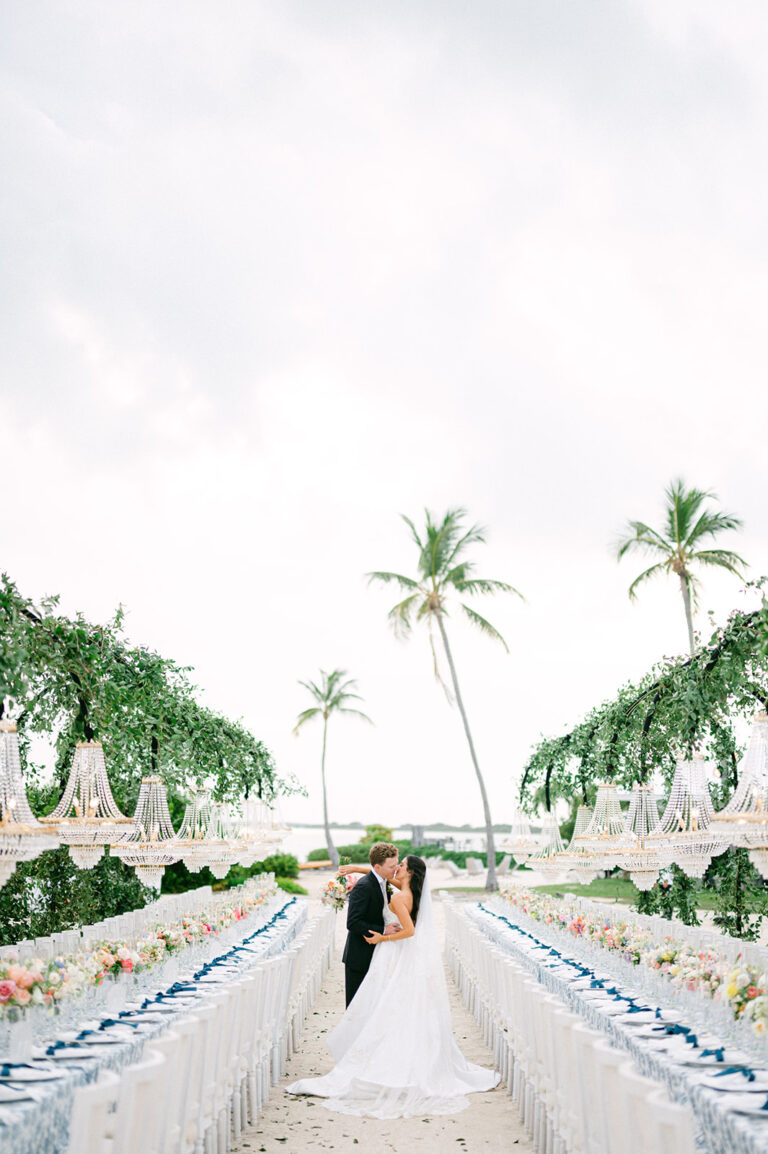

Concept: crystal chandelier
[[500, 808, 540, 865], [202, 803, 241, 880], [110, 776, 181, 890], [174, 788, 216, 872], [710, 711, 768, 877], [39, 741, 133, 868], [647, 753, 722, 878], [571, 782, 625, 879], [234, 798, 275, 867], [0, 720, 59, 887], [556, 805, 594, 878], [530, 813, 568, 880], [613, 784, 663, 890]]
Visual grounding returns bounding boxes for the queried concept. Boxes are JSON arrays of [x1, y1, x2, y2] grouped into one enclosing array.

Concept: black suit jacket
[[342, 870, 388, 973]]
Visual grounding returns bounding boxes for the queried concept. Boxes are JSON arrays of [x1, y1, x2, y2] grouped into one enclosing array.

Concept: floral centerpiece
[[0, 876, 280, 1015], [496, 887, 768, 1033]]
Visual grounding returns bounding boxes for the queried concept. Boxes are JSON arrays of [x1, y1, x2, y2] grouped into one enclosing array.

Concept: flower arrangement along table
[[498, 888, 768, 1034], [0, 878, 279, 1017]]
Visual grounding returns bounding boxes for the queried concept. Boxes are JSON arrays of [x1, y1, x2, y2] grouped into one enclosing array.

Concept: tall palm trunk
[[435, 611, 498, 892], [679, 573, 695, 655], [320, 714, 339, 869]]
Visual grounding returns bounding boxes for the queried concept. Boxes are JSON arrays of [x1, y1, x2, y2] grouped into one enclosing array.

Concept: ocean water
[[282, 825, 487, 862]]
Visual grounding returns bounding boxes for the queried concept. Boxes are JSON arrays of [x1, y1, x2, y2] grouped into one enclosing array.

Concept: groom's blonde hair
[[369, 842, 398, 866]]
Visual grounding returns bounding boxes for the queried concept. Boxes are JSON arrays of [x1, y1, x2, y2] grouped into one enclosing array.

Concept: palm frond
[[337, 707, 375, 724], [441, 521, 486, 573], [399, 514, 424, 553], [367, 570, 419, 592], [617, 521, 671, 560], [690, 549, 749, 577], [292, 707, 322, 734], [460, 603, 509, 651], [386, 592, 422, 638], [297, 678, 324, 702], [685, 509, 744, 549], [664, 479, 713, 545], [452, 576, 524, 600], [627, 560, 670, 601]]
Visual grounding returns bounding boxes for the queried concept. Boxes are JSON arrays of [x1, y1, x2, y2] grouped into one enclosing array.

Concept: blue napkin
[[713, 1066, 756, 1082], [699, 1048, 725, 1063], [45, 1041, 82, 1055], [1, 1063, 35, 1074]]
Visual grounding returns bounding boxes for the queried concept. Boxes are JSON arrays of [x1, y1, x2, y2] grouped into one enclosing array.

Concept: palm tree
[[618, 479, 747, 655], [293, 669, 373, 869], [368, 508, 522, 892]]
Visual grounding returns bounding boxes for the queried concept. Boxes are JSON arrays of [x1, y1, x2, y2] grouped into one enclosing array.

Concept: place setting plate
[[698, 1071, 768, 1093], [0, 1065, 65, 1082], [0, 1083, 37, 1103], [712, 1092, 768, 1116]]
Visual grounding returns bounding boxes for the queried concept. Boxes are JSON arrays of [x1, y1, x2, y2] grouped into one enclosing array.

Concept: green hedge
[[306, 843, 518, 871], [306, 841, 412, 862], [276, 877, 308, 895]]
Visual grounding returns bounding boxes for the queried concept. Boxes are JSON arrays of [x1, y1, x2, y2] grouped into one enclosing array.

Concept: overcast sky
[[2, 1, 767, 829]]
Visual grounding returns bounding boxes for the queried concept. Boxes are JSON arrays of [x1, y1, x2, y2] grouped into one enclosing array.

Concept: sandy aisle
[[232, 875, 533, 1154]]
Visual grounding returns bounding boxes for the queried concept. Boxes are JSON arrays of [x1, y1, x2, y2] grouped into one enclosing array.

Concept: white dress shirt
[[372, 869, 388, 905]]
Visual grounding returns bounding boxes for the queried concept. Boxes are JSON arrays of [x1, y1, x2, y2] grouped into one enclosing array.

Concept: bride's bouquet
[[321, 860, 359, 910]]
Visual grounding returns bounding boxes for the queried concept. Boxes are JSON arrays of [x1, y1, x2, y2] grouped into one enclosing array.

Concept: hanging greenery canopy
[[0, 573, 296, 943], [518, 583, 768, 936]]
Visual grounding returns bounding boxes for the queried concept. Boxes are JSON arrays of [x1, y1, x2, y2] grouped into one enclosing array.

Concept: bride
[[286, 854, 499, 1118]]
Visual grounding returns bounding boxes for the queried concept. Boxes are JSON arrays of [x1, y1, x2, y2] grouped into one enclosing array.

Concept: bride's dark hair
[[405, 855, 427, 924]]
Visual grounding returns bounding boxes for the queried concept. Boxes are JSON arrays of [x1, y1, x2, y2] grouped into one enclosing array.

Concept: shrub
[[307, 841, 411, 863], [276, 877, 308, 895]]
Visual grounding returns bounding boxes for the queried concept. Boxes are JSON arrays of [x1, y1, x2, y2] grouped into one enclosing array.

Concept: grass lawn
[[531, 877, 758, 913]]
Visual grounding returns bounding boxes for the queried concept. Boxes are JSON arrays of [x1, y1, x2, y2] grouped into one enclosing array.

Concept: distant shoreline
[[286, 821, 514, 833]]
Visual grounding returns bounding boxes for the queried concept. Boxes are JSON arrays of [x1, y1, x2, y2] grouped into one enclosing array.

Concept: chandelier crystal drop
[[710, 712, 768, 875], [647, 753, 722, 878], [0, 721, 59, 887], [500, 808, 540, 864], [39, 741, 133, 868], [110, 776, 181, 891], [613, 784, 663, 891]]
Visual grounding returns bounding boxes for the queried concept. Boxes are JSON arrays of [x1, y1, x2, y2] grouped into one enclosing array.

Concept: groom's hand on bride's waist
[[383, 925, 400, 935]]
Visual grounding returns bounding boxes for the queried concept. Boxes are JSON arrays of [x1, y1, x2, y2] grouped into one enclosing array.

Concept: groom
[[342, 841, 399, 1007]]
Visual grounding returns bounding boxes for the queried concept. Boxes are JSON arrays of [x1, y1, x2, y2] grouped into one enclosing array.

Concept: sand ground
[[232, 869, 533, 1154]]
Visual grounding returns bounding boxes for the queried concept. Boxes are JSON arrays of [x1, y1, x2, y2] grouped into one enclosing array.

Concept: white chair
[[111, 1047, 169, 1154], [466, 856, 485, 876], [67, 1069, 120, 1154], [646, 1087, 697, 1154]]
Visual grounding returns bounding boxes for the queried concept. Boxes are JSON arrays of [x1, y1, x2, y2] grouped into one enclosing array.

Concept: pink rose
[[121, 959, 134, 972], [0, 980, 16, 1002], [6, 965, 23, 984], [748, 986, 758, 999], [17, 971, 35, 990], [14, 989, 31, 1005]]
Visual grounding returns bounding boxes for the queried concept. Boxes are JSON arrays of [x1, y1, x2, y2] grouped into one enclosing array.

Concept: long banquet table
[[0, 894, 306, 1154], [469, 900, 768, 1154]]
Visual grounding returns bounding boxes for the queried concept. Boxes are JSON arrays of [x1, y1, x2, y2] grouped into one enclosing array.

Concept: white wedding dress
[[287, 878, 499, 1118]]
